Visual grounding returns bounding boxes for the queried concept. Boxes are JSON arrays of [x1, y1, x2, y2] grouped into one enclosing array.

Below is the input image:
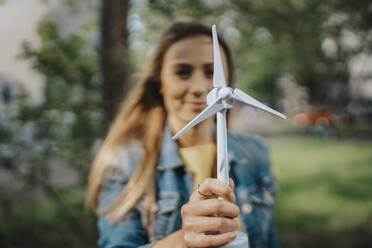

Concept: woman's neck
[[169, 117, 214, 148]]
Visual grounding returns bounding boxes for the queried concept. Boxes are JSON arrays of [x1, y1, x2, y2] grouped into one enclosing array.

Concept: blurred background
[[1, 0, 371, 247]]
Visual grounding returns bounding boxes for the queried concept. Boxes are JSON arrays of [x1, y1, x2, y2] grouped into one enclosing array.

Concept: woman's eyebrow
[[169, 62, 213, 69], [171, 63, 193, 69]]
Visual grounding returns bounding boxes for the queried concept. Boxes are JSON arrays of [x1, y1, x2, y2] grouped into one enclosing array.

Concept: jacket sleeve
[[231, 133, 279, 248], [261, 168, 279, 248], [97, 144, 154, 248], [252, 137, 279, 248], [267, 217, 280, 248]]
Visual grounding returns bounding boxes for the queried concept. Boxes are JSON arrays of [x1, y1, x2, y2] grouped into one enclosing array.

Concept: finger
[[190, 178, 235, 202], [229, 178, 235, 191], [182, 199, 240, 218], [183, 216, 238, 233], [185, 231, 237, 248]]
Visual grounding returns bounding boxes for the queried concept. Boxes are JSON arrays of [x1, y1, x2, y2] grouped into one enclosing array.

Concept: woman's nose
[[189, 70, 212, 96]]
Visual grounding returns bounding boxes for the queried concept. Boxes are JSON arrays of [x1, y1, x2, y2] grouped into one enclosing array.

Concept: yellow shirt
[[179, 143, 216, 189], [179, 143, 246, 233]]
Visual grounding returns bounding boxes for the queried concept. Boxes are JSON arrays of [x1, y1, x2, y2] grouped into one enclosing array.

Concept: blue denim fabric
[[97, 126, 279, 248]]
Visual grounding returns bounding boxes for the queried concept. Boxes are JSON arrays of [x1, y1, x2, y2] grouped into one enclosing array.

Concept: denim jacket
[[97, 126, 279, 248]]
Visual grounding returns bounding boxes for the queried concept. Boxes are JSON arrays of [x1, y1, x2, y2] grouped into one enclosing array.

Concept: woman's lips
[[187, 102, 207, 111]]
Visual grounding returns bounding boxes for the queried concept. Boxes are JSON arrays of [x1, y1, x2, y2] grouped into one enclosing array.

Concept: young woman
[[86, 21, 279, 248]]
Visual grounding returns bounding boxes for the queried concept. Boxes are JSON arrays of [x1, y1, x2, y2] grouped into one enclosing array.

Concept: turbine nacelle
[[206, 87, 233, 107], [218, 87, 233, 100]]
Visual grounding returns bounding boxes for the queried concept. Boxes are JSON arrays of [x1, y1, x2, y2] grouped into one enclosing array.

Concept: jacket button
[[151, 203, 158, 214], [242, 203, 253, 214]]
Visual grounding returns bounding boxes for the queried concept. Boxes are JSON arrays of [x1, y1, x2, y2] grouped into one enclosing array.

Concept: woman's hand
[[181, 178, 240, 247]]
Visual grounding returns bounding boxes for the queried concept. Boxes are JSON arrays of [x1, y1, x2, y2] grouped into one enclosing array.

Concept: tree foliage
[[135, 0, 372, 107], [0, 18, 100, 247]]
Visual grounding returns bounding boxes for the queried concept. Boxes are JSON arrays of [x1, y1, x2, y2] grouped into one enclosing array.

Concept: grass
[[269, 136, 372, 247]]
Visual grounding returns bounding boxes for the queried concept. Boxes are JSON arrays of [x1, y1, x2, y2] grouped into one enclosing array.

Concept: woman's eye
[[176, 70, 191, 79], [205, 69, 213, 78]]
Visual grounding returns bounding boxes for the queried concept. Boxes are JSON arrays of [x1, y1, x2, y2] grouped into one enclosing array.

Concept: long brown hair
[[86, 21, 234, 224]]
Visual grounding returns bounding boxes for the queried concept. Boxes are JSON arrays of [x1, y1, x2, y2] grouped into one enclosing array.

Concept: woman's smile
[[185, 101, 207, 111]]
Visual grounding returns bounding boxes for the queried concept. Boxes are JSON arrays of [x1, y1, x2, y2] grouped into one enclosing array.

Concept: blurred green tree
[[0, 18, 100, 247], [136, 0, 372, 108]]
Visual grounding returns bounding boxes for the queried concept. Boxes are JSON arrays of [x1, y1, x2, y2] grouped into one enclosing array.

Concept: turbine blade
[[233, 88, 287, 119], [212, 25, 226, 88], [172, 99, 225, 140]]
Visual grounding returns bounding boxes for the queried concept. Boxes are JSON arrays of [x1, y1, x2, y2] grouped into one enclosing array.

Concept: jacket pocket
[[155, 191, 180, 240]]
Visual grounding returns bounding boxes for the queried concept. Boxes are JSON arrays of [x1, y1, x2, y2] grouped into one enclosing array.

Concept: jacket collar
[[157, 125, 184, 171], [157, 123, 243, 171]]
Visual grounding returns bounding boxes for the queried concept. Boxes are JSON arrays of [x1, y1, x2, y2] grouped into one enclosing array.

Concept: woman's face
[[160, 35, 229, 129]]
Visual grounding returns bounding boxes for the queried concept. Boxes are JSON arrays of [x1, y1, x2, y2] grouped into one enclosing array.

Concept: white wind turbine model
[[173, 25, 286, 187]]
